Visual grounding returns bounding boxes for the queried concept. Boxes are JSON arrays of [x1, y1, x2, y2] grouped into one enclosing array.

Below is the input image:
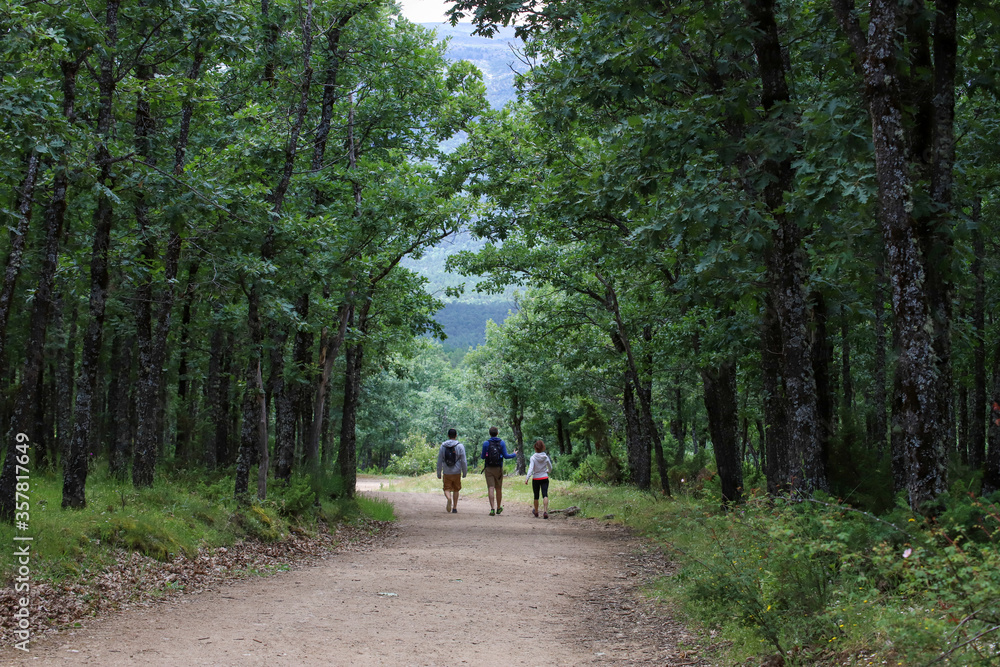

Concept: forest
[[2, 0, 1000, 663]]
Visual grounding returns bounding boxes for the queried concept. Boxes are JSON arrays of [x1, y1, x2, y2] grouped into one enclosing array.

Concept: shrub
[[271, 476, 317, 516], [384, 442, 437, 476]]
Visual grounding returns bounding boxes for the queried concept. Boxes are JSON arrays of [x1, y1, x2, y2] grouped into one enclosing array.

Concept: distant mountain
[[404, 25, 524, 351], [425, 23, 524, 110], [435, 301, 519, 351], [402, 230, 494, 304]]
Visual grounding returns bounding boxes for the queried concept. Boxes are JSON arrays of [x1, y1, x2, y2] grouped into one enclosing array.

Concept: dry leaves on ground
[[570, 520, 713, 666]]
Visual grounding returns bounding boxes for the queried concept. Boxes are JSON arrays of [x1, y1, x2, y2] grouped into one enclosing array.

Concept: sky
[[397, 0, 453, 24]]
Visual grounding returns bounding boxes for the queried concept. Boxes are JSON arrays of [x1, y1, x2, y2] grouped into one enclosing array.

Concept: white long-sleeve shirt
[[525, 452, 553, 481]]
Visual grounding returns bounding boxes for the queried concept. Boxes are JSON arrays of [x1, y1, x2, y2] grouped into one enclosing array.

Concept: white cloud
[[398, 0, 452, 24]]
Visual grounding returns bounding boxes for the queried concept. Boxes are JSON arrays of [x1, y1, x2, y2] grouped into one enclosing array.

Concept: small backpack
[[485, 439, 504, 467], [443, 444, 458, 467]]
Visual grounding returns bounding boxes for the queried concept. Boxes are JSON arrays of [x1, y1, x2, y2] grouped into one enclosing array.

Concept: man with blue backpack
[[481, 426, 517, 516]]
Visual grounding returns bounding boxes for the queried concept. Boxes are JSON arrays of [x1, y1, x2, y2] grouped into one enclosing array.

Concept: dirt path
[[3, 481, 708, 666]]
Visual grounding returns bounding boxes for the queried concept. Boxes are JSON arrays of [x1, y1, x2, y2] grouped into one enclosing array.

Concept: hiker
[[524, 439, 554, 519], [481, 426, 517, 516], [437, 428, 467, 513]]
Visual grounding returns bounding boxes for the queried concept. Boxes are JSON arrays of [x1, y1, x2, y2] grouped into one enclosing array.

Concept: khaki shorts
[[484, 466, 504, 489], [442, 474, 462, 492]]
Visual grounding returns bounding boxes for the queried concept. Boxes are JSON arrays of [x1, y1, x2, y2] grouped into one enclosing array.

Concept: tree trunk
[[174, 260, 201, 465], [748, 0, 824, 494], [261, 0, 281, 86], [841, 311, 854, 413], [235, 285, 268, 500], [957, 385, 969, 465], [274, 387, 296, 482], [555, 415, 566, 455], [337, 327, 362, 499], [671, 379, 686, 466], [983, 338, 1000, 496], [761, 293, 788, 494], [602, 280, 656, 492], [702, 359, 743, 504], [832, 0, 952, 512], [510, 391, 526, 475], [0, 152, 42, 368], [108, 335, 134, 479], [869, 248, 889, 453], [970, 199, 986, 470], [642, 326, 668, 494], [63, 1, 121, 509], [55, 291, 77, 460], [204, 317, 225, 469], [290, 293, 314, 473], [621, 378, 645, 483], [811, 291, 833, 481], [222, 334, 237, 466], [305, 301, 352, 467], [37, 357, 56, 470], [0, 59, 80, 519], [269, 0, 314, 212]]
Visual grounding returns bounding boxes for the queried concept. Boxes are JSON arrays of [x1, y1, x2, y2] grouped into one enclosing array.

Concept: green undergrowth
[[0, 467, 394, 586], [550, 480, 1000, 666]]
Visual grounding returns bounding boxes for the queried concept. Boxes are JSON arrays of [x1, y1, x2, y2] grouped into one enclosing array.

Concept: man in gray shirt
[[437, 428, 467, 513]]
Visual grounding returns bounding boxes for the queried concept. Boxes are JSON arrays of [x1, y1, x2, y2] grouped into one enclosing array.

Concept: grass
[[0, 466, 390, 586]]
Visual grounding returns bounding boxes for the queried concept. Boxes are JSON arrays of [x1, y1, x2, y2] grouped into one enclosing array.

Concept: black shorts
[[531, 478, 549, 499]]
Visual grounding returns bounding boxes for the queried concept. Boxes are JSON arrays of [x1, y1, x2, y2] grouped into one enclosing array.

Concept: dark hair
[[533, 439, 545, 453], [447, 428, 457, 439], [489, 426, 499, 437]]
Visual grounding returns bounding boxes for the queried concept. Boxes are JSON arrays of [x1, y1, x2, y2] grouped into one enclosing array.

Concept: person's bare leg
[[453, 490, 459, 511], [496, 486, 503, 511], [488, 486, 496, 510], [543, 495, 549, 513], [444, 488, 451, 512]]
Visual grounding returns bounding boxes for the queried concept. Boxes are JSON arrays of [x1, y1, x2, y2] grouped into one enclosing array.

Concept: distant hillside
[[426, 23, 523, 110], [406, 25, 523, 353], [402, 233, 521, 352], [402, 230, 513, 305], [435, 301, 519, 350]]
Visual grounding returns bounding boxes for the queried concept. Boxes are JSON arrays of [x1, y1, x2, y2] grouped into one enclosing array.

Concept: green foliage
[[569, 453, 613, 484], [865, 493, 1000, 665], [551, 481, 1000, 665], [667, 449, 713, 496], [384, 435, 438, 476], [309, 470, 348, 501], [270, 476, 318, 517], [0, 468, 391, 585], [672, 496, 1000, 664], [825, 417, 895, 514]]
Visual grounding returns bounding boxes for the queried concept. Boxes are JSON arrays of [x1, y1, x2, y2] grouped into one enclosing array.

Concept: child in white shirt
[[524, 439, 554, 518]]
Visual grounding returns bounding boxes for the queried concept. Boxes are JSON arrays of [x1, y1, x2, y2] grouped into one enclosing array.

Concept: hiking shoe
[[446, 498, 452, 513], [452, 508, 457, 513], [543, 512, 549, 519], [496, 506, 504, 515], [489, 509, 495, 516], [533, 510, 538, 517]]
